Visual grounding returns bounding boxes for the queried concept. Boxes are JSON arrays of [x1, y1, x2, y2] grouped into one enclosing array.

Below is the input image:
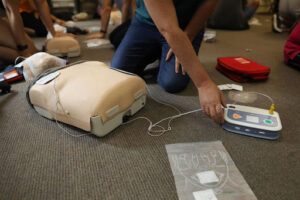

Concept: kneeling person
[[111, 0, 226, 124]]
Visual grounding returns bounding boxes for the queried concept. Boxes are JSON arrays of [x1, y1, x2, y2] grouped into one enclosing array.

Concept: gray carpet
[[0, 15, 299, 200]]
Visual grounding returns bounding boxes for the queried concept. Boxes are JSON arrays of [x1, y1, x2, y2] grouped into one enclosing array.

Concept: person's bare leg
[[1, 17, 37, 52], [0, 46, 19, 63], [0, 18, 37, 63]]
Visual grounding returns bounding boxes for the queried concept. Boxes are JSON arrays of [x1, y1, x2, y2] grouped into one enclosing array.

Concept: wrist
[[17, 44, 28, 51], [100, 29, 107, 34], [188, 61, 212, 88]]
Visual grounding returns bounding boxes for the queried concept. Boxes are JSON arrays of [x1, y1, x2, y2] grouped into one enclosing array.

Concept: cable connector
[[269, 104, 275, 115]]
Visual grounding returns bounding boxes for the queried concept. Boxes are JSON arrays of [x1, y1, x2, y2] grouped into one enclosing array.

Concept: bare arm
[[121, 0, 131, 23], [131, 0, 137, 18], [28, 0, 37, 11], [185, 0, 219, 41], [32, 0, 73, 37], [144, 0, 226, 123], [33, 0, 56, 36], [86, 0, 113, 39]]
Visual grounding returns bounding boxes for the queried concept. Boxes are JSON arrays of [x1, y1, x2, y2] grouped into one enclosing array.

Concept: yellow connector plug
[[269, 104, 275, 115]]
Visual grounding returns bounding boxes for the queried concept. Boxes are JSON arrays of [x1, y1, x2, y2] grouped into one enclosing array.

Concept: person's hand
[[197, 80, 227, 124], [54, 32, 76, 38], [33, 11, 39, 19], [55, 18, 66, 26], [85, 32, 105, 39], [165, 48, 186, 75]]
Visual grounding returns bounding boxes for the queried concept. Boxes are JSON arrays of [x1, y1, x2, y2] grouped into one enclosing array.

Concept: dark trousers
[[21, 12, 47, 37], [111, 18, 204, 93]]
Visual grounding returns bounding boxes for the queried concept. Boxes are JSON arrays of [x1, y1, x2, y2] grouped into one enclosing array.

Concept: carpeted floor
[[0, 15, 299, 200]]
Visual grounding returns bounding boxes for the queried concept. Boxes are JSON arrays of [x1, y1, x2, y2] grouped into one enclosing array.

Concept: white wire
[[53, 80, 88, 138], [246, 91, 274, 104], [122, 85, 203, 137], [232, 91, 274, 105], [14, 56, 26, 65], [122, 88, 275, 137], [146, 85, 181, 114], [48, 65, 275, 138]]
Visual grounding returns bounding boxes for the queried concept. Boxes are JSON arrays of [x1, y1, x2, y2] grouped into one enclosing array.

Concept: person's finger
[[204, 106, 210, 117], [68, 33, 76, 38], [175, 58, 180, 74], [209, 105, 219, 124], [220, 92, 227, 108], [182, 65, 186, 75], [216, 104, 224, 123], [166, 49, 173, 61]]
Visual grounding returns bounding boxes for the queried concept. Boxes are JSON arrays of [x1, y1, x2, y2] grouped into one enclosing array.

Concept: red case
[[216, 57, 270, 82], [0, 65, 24, 83]]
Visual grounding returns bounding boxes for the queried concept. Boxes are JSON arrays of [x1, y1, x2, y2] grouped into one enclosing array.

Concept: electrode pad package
[[166, 141, 257, 200], [27, 61, 146, 137], [45, 36, 81, 58]]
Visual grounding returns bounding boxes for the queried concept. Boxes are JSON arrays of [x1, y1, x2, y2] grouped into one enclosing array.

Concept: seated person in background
[[19, 0, 66, 37], [1, 0, 74, 59], [284, 22, 300, 68], [111, 0, 226, 124], [273, 0, 300, 33], [244, 0, 260, 21], [86, 0, 136, 39], [0, 17, 37, 63], [207, 0, 259, 30]]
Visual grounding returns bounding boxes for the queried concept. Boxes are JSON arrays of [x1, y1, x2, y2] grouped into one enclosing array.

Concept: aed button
[[264, 119, 273, 125], [233, 113, 242, 119]]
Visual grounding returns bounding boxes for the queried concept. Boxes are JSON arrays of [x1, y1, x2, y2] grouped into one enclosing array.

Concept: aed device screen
[[246, 115, 259, 123]]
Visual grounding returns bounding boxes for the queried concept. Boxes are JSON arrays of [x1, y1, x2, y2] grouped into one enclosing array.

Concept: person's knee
[[110, 58, 119, 69], [158, 77, 189, 93]]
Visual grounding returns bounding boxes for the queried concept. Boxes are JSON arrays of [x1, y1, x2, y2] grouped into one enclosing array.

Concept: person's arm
[[144, 0, 226, 124], [27, 0, 39, 18], [184, 0, 218, 41], [86, 0, 113, 39], [32, 0, 55, 36], [166, 0, 218, 74], [131, 0, 137, 18], [33, 0, 74, 37], [121, 0, 131, 23], [51, 14, 66, 26]]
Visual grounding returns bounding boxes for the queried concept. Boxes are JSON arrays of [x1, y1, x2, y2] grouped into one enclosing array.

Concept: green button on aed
[[264, 119, 273, 125]]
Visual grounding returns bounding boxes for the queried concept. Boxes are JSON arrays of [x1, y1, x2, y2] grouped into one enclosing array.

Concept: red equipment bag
[[216, 57, 271, 82], [0, 65, 24, 83]]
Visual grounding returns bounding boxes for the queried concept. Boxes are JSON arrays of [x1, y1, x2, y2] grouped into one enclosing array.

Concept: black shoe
[[272, 13, 290, 33], [0, 81, 11, 94]]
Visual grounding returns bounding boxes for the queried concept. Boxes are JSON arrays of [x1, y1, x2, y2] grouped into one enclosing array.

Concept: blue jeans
[[111, 18, 204, 93]]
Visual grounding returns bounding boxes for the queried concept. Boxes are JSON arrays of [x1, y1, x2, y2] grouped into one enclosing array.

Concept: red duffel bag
[[216, 57, 271, 82]]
